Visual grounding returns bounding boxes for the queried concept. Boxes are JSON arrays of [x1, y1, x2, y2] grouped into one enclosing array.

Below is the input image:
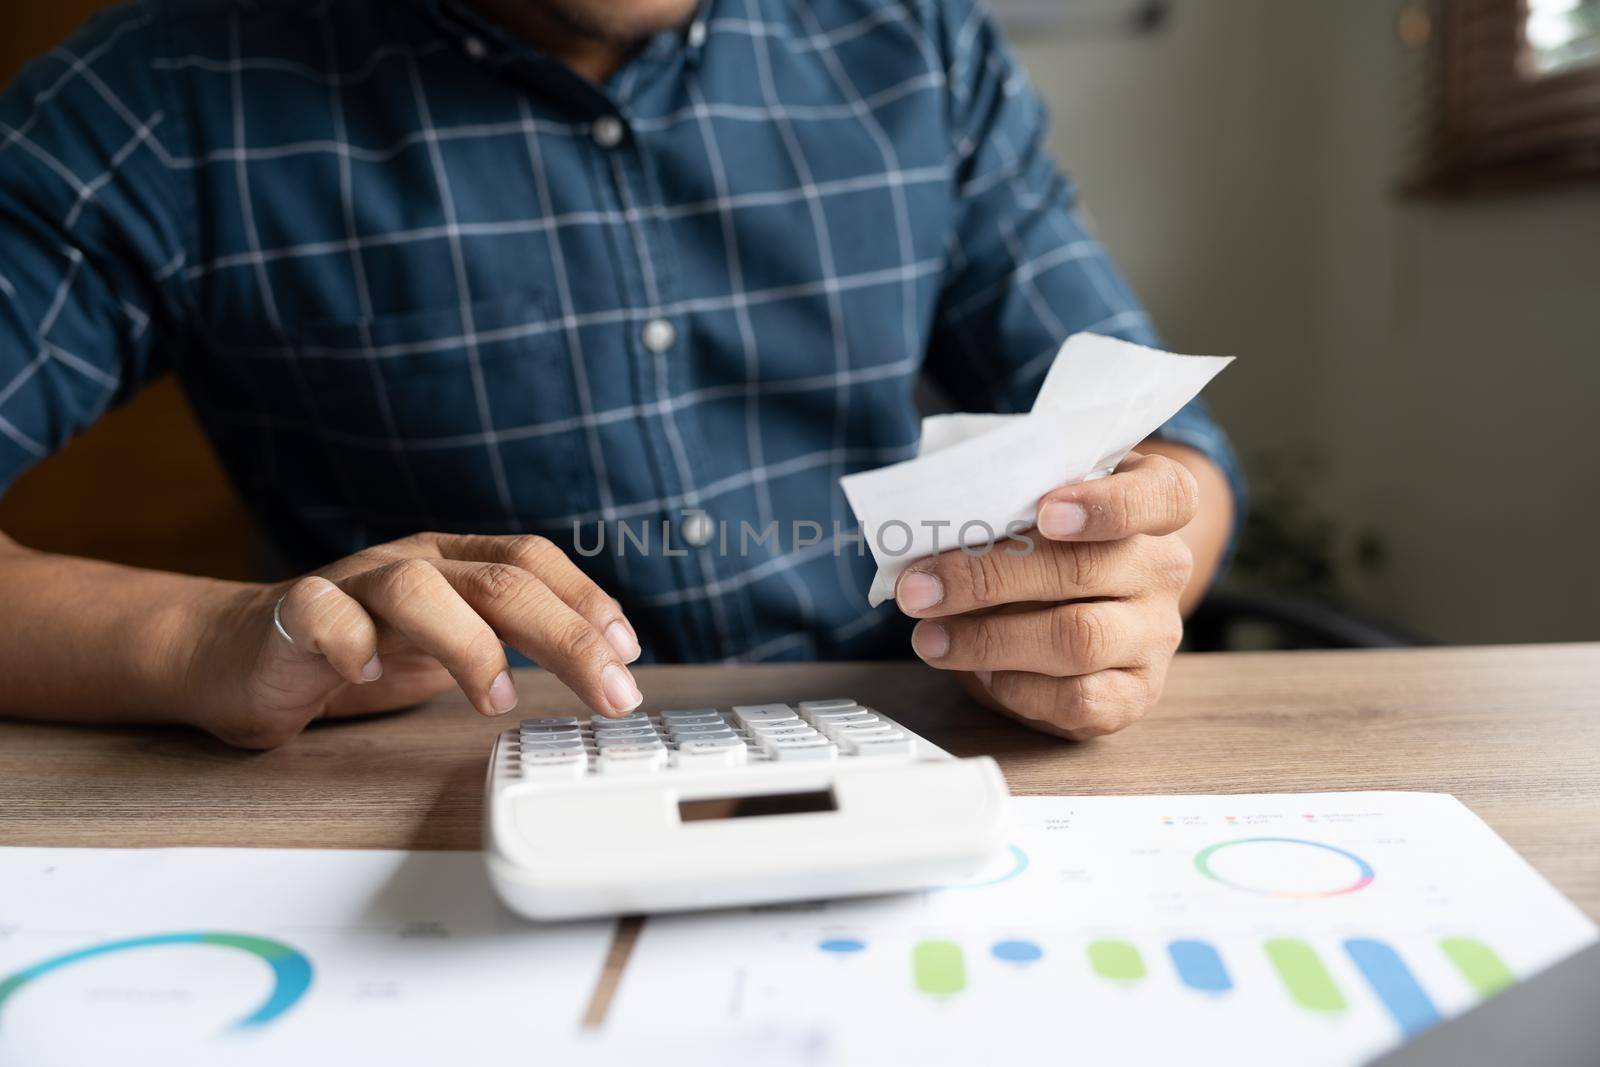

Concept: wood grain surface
[[3, 644, 1598, 917]]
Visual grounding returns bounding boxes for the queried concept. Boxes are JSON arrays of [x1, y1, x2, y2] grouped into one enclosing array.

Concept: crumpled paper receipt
[[840, 333, 1233, 606]]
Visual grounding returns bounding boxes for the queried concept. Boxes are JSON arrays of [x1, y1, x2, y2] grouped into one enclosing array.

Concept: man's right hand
[[179, 533, 642, 749]]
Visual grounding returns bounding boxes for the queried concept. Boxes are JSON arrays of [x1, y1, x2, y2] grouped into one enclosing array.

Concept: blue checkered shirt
[[0, 0, 1242, 663]]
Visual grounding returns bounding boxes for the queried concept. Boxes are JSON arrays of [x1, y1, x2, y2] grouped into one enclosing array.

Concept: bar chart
[[612, 793, 1599, 1066], [810, 927, 1511, 1040]]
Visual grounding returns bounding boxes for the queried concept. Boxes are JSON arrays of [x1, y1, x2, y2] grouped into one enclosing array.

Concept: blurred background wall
[[2, 1, 1596, 642], [1015, 0, 1600, 644]]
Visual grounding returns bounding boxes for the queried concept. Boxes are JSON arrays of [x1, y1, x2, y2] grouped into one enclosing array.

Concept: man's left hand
[[895, 452, 1198, 739]]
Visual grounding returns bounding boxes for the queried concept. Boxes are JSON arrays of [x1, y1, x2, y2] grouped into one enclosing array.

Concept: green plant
[[1229, 445, 1388, 602]]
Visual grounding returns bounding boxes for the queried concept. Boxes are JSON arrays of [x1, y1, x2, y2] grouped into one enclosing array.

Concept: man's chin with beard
[[529, 0, 699, 46]]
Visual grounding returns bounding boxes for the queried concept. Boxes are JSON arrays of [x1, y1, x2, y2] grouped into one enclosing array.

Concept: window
[[1413, 0, 1600, 191], [1526, 0, 1600, 75]]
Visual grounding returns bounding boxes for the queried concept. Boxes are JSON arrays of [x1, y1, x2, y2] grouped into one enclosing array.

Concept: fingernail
[[898, 571, 944, 613], [361, 654, 383, 682], [975, 670, 993, 689], [1039, 501, 1088, 538], [912, 621, 949, 660], [602, 663, 643, 714], [489, 671, 518, 714], [605, 620, 641, 663]]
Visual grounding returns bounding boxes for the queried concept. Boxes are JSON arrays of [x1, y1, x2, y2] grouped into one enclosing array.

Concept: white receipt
[[840, 333, 1233, 605]]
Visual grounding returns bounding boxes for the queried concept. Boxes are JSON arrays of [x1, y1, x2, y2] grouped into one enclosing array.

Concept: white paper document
[[608, 793, 1598, 1066], [840, 333, 1232, 605], [0, 849, 617, 1066]]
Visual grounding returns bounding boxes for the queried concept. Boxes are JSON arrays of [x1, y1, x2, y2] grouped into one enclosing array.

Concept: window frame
[[1414, 0, 1600, 193]]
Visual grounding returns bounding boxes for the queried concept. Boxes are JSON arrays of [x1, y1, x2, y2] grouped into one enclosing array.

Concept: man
[[0, 0, 1242, 748]]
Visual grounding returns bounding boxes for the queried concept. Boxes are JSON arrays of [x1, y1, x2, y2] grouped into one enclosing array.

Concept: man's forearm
[[0, 532, 245, 725], [1136, 440, 1235, 615]]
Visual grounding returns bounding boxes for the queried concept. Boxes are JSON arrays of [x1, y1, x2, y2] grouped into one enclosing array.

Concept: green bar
[[1266, 939, 1347, 1013], [913, 940, 966, 996], [1440, 938, 1515, 997], [1087, 939, 1146, 982]]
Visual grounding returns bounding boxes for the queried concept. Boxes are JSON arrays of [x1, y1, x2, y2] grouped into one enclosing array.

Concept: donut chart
[[0, 932, 313, 1032], [1194, 837, 1376, 899], [937, 844, 1030, 891]]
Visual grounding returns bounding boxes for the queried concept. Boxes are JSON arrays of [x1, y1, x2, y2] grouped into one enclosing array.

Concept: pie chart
[[1193, 837, 1375, 899], [0, 932, 313, 1034]]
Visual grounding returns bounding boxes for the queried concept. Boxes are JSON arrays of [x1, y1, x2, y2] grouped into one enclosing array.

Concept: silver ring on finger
[[271, 593, 302, 650]]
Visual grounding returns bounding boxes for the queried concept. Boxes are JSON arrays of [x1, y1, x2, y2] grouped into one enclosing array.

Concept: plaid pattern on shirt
[[0, 0, 1242, 664]]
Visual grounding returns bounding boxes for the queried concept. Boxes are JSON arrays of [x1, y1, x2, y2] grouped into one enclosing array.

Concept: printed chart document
[[0, 849, 617, 1066], [608, 793, 1597, 1065]]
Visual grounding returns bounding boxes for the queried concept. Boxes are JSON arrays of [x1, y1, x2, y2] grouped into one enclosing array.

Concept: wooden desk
[[3, 644, 1598, 922]]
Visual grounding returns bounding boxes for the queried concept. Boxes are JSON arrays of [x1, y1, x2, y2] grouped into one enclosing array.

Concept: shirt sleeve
[[923, 0, 1246, 554], [0, 6, 191, 497]]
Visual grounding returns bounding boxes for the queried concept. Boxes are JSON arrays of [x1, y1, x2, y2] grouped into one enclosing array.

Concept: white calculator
[[484, 699, 1010, 920]]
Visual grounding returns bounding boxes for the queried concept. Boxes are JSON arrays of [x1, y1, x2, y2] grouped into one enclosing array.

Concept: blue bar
[[1168, 939, 1233, 993], [1344, 939, 1440, 1037], [991, 940, 1044, 964]]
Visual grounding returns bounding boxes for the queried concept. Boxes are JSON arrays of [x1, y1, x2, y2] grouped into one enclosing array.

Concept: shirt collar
[[409, 0, 714, 70]]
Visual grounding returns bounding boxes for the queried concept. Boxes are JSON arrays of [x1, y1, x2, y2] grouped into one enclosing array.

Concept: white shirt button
[[681, 510, 715, 548], [641, 318, 676, 353], [687, 21, 707, 48], [463, 36, 489, 61], [591, 116, 625, 149]]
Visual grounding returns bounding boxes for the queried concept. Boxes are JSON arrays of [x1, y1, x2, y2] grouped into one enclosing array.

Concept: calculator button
[[596, 733, 662, 749], [519, 726, 581, 740], [593, 722, 657, 735], [799, 698, 858, 713], [799, 703, 864, 724], [521, 716, 580, 728], [815, 712, 879, 734], [520, 738, 585, 753], [521, 747, 585, 761], [592, 719, 657, 732], [592, 713, 651, 727], [595, 739, 662, 755], [835, 720, 893, 734], [662, 715, 725, 729], [806, 709, 876, 728], [597, 748, 668, 774], [748, 723, 819, 741], [746, 719, 815, 733], [675, 735, 744, 752], [842, 734, 913, 758], [732, 704, 799, 726], [673, 739, 750, 768], [759, 731, 826, 752], [669, 723, 738, 740], [521, 737, 584, 751], [822, 723, 890, 743], [765, 737, 837, 761], [829, 723, 895, 742], [661, 708, 720, 721], [519, 752, 588, 779]]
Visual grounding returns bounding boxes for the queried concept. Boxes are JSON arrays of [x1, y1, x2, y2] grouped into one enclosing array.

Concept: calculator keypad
[[506, 700, 914, 778]]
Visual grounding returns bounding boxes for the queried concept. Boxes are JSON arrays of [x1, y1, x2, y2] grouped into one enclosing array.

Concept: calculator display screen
[[678, 790, 838, 822]]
